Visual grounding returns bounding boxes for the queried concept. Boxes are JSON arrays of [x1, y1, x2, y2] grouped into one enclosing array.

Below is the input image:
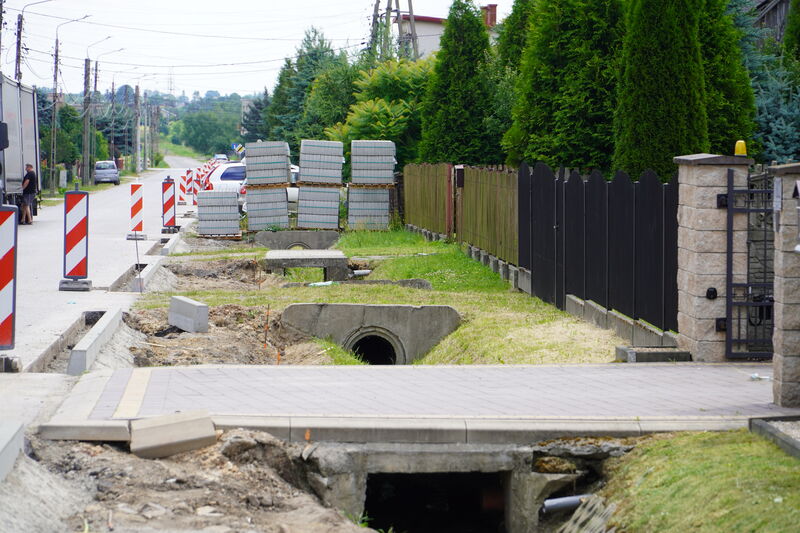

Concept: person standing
[[21, 163, 37, 225]]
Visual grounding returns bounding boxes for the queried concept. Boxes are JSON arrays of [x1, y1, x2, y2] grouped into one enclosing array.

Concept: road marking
[[113, 368, 152, 419]]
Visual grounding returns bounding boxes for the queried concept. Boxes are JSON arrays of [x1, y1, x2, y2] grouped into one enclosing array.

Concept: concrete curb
[[0, 421, 24, 482], [66, 308, 123, 376], [160, 232, 183, 256], [39, 369, 130, 442], [128, 256, 165, 292], [749, 416, 800, 460]]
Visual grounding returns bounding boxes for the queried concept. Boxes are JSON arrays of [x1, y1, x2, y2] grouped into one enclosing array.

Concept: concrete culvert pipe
[[352, 335, 396, 365]]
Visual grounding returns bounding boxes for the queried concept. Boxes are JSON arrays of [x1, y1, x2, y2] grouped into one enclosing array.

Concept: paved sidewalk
[[3, 157, 199, 371], [41, 363, 800, 445]]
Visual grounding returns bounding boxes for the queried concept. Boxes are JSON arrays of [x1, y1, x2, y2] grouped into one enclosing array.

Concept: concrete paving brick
[[130, 410, 217, 459], [0, 421, 24, 482]]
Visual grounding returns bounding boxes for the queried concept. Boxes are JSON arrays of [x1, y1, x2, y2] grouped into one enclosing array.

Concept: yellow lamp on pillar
[[734, 140, 747, 157]]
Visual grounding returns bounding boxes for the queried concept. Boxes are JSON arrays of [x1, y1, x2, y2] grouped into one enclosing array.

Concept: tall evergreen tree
[[298, 54, 359, 141], [784, 0, 800, 59], [613, 0, 709, 178], [242, 88, 270, 143], [418, 0, 493, 165], [700, 0, 756, 155], [496, 0, 535, 71], [503, 0, 623, 170], [265, 59, 296, 143]]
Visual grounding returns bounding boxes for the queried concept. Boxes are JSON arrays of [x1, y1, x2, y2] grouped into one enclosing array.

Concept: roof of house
[[397, 14, 445, 25]]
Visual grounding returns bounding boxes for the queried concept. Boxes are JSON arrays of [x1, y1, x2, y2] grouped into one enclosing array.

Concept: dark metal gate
[[723, 168, 774, 359]]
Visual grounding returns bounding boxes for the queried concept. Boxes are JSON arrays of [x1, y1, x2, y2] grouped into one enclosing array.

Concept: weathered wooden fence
[[518, 162, 678, 332], [403, 163, 452, 235], [460, 167, 518, 265]]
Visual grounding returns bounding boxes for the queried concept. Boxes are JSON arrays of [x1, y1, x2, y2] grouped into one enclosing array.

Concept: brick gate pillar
[[768, 164, 800, 407], [674, 154, 753, 362]]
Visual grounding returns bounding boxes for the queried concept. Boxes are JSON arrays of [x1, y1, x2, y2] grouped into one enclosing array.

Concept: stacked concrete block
[[297, 186, 341, 229], [299, 140, 344, 185], [298, 140, 343, 229], [245, 141, 291, 186], [348, 187, 390, 230], [350, 140, 396, 185], [247, 187, 289, 230], [197, 190, 240, 236], [348, 140, 395, 230]]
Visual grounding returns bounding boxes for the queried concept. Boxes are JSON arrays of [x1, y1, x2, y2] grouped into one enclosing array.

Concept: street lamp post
[[81, 36, 111, 185], [50, 14, 89, 194], [16, 0, 56, 81]]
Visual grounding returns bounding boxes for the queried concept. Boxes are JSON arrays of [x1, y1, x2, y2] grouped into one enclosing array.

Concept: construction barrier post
[[161, 176, 178, 233], [127, 182, 147, 240], [59, 190, 91, 291], [0, 205, 18, 351], [177, 174, 187, 205]]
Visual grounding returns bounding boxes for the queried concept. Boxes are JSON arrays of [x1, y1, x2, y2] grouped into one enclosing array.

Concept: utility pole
[[14, 13, 22, 80], [369, 0, 380, 57], [1, 0, 5, 61], [408, 0, 419, 59], [82, 58, 91, 185], [394, 0, 404, 57], [109, 79, 115, 163], [383, 0, 392, 60], [91, 60, 98, 169], [50, 34, 59, 194], [134, 85, 141, 173]]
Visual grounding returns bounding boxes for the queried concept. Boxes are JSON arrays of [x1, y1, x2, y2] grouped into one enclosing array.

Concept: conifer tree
[[418, 0, 493, 165], [784, 0, 800, 59], [242, 88, 270, 143], [700, 0, 756, 155], [496, 0, 534, 71], [265, 59, 296, 143], [503, 0, 623, 170], [613, 0, 709, 177]]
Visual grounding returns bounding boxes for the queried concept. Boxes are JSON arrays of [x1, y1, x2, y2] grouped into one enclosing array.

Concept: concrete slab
[[67, 308, 123, 376], [58, 279, 92, 292], [0, 421, 23, 482], [565, 295, 585, 318], [41, 364, 800, 445], [127, 258, 165, 293], [509, 265, 519, 290], [160, 232, 183, 256], [263, 249, 349, 281], [168, 296, 209, 333], [130, 410, 217, 459], [518, 268, 532, 295], [280, 303, 462, 364]]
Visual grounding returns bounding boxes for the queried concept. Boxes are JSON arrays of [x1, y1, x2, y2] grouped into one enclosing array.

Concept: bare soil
[[124, 305, 334, 367], [165, 258, 284, 292], [0, 430, 368, 533]]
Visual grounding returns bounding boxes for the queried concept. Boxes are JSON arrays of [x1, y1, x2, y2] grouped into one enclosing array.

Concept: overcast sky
[[1, 0, 513, 98]]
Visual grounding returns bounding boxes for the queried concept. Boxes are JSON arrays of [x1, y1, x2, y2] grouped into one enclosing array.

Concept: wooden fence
[[460, 167, 518, 265], [403, 163, 452, 235]]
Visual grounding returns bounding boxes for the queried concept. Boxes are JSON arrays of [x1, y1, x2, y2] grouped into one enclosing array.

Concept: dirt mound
[[124, 306, 334, 367], [23, 430, 368, 533], [165, 258, 284, 291]]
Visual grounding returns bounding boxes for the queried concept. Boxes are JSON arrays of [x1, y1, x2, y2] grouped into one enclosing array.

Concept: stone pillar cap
[[767, 163, 800, 176], [673, 153, 754, 166]]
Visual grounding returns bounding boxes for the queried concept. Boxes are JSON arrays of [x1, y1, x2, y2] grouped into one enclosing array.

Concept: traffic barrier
[[127, 183, 146, 240], [162, 177, 177, 230], [0, 205, 18, 349], [60, 190, 91, 291], [177, 174, 187, 205]]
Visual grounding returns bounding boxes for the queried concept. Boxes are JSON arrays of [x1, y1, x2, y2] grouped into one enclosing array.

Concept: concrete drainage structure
[[280, 303, 461, 364], [254, 230, 339, 250]]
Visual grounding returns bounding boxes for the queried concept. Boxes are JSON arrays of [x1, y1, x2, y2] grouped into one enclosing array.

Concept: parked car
[[213, 153, 229, 161], [93, 160, 119, 185], [206, 162, 246, 209]]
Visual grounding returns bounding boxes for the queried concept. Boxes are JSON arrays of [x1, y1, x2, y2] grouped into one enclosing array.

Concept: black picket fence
[[518, 162, 678, 332]]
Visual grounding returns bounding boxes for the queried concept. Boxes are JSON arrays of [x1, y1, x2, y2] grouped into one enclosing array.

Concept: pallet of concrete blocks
[[297, 186, 340, 229], [347, 187, 390, 230], [245, 141, 291, 186], [246, 187, 289, 231], [197, 190, 240, 236], [350, 140, 396, 185], [299, 140, 343, 185]]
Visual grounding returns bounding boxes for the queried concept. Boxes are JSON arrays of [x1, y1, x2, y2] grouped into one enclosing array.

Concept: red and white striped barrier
[[0, 205, 18, 349], [177, 174, 187, 205], [130, 183, 144, 231], [63, 191, 89, 279], [162, 177, 177, 229]]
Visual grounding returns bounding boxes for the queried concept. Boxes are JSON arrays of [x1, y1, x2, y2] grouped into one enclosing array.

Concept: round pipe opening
[[352, 335, 397, 365]]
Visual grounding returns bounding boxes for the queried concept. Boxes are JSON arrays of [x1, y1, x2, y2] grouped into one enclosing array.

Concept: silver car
[[94, 160, 120, 185]]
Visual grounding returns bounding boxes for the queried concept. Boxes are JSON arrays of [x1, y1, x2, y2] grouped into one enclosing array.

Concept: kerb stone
[[130, 410, 217, 459], [168, 296, 209, 333]]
